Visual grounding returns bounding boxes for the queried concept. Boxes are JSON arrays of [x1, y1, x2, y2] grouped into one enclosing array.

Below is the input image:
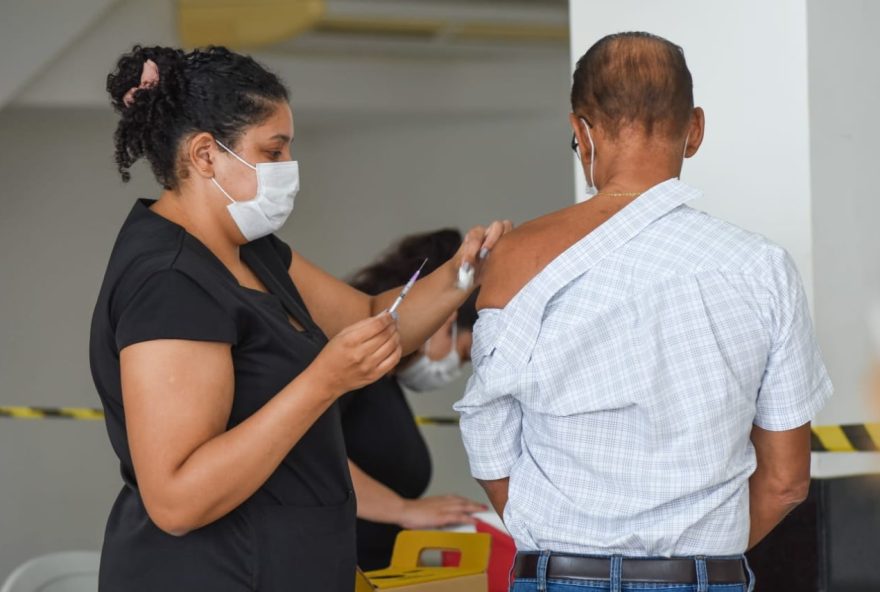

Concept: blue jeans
[[510, 553, 755, 592]]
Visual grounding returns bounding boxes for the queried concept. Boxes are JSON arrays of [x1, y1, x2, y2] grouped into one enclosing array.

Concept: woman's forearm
[[370, 259, 472, 354], [351, 460, 488, 530], [349, 460, 406, 524], [150, 368, 338, 535]]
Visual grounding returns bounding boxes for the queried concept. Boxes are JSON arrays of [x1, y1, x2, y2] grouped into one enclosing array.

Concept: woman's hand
[[310, 312, 401, 398], [455, 220, 515, 286], [398, 495, 488, 530]]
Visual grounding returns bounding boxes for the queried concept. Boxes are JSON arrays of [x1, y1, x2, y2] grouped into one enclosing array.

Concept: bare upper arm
[[120, 339, 234, 508], [476, 227, 546, 311], [477, 200, 628, 311], [288, 251, 372, 338], [751, 422, 812, 497]]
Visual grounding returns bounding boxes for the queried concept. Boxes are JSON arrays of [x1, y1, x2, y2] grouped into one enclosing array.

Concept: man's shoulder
[[476, 223, 537, 311], [653, 206, 786, 274], [477, 204, 594, 311]]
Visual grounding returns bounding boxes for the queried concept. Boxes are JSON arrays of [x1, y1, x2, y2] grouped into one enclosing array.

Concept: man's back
[[455, 179, 832, 556]]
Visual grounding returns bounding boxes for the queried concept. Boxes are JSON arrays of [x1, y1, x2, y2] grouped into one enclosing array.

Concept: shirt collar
[[490, 177, 702, 367]]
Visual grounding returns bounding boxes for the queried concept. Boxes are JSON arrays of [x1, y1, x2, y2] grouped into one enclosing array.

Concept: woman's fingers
[[354, 314, 400, 381], [458, 500, 489, 514], [460, 219, 514, 270], [358, 317, 398, 354], [399, 495, 489, 529], [437, 512, 478, 527], [479, 220, 505, 255], [375, 344, 403, 377], [442, 495, 488, 514], [401, 496, 474, 529], [434, 498, 482, 526], [344, 311, 395, 342], [316, 311, 400, 396], [458, 225, 486, 269], [364, 328, 400, 369], [479, 219, 514, 256]]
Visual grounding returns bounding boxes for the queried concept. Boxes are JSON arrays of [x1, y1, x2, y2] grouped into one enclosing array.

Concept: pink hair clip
[[122, 59, 160, 107]]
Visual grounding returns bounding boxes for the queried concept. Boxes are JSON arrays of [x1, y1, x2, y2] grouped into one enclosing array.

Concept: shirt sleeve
[[453, 309, 523, 480], [115, 269, 237, 351], [754, 248, 833, 431]]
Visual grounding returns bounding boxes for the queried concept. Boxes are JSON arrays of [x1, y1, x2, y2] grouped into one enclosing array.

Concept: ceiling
[[180, 0, 569, 59], [0, 0, 571, 115]]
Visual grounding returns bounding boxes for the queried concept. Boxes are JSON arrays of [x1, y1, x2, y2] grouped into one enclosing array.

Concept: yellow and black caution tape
[[810, 424, 880, 453], [0, 406, 105, 421], [422, 416, 880, 453], [3, 406, 879, 453], [415, 415, 460, 427]]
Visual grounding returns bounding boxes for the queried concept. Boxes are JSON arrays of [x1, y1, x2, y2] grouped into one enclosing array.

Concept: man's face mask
[[211, 140, 300, 242], [571, 117, 598, 198]]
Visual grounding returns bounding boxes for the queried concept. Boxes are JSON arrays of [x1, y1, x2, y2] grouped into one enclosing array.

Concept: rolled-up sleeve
[[454, 310, 523, 480]]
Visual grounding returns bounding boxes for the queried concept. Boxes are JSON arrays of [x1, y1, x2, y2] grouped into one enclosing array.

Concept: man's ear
[[684, 107, 705, 158], [187, 132, 218, 179], [569, 113, 593, 167]]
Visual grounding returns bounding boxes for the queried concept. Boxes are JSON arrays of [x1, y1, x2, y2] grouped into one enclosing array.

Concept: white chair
[[0, 552, 100, 592]]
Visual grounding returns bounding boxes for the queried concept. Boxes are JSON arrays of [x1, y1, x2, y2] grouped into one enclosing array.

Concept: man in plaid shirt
[[455, 32, 831, 592]]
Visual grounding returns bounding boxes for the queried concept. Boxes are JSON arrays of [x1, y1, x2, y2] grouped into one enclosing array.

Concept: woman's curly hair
[[107, 45, 288, 189]]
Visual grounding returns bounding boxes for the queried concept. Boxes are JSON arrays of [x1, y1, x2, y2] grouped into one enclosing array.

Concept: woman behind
[[342, 229, 486, 570], [89, 45, 509, 591]]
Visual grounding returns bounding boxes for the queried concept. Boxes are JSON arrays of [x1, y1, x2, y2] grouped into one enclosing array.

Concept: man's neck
[[598, 165, 681, 196], [595, 137, 684, 195]]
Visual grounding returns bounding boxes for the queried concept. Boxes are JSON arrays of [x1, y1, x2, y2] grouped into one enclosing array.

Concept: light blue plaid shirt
[[454, 178, 832, 557]]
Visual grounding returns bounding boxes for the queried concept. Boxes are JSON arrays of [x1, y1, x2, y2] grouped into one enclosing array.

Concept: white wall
[[807, 0, 880, 425], [806, 0, 880, 477], [0, 96, 572, 577], [569, 0, 814, 291]]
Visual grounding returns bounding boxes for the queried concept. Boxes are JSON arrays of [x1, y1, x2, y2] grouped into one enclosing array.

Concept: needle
[[388, 258, 428, 315]]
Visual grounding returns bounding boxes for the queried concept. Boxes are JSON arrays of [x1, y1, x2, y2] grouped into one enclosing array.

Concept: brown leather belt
[[513, 554, 747, 584]]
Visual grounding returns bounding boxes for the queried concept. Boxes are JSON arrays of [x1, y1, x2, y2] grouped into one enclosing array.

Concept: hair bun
[[106, 45, 185, 112]]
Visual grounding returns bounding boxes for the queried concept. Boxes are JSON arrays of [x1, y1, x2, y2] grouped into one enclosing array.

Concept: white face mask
[[573, 117, 598, 198], [680, 132, 690, 178], [211, 140, 300, 242], [397, 325, 463, 392], [583, 118, 598, 198]]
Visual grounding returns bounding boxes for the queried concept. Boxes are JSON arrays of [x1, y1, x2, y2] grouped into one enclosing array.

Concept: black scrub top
[[339, 376, 431, 570], [89, 200, 356, 592]]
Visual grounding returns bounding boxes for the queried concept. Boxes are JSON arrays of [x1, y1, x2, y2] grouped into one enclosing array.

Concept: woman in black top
[[89, 45, 510, 591], [341, 230, 486, 570]]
